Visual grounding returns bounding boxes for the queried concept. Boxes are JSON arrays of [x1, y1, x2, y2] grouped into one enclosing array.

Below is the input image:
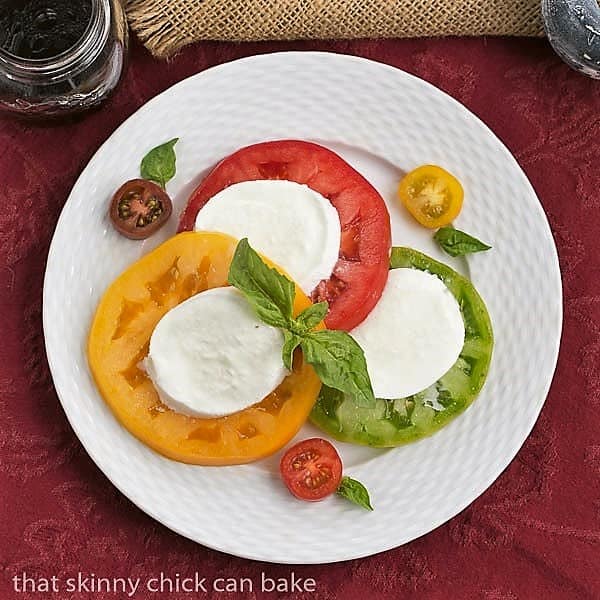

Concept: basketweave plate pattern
[[43, 52, 562, 564]]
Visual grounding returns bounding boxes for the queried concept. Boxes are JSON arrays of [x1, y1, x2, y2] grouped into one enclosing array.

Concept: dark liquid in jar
[[0, 0, 93, 59]]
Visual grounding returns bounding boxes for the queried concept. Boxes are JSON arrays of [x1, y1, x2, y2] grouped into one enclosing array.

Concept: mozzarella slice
[[194, 180, 340, 293], [351, 268, 465, 399], [145, 286, 286, 418]]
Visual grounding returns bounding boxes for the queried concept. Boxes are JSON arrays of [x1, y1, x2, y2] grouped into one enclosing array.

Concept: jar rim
[[0, 0, 111, 81]]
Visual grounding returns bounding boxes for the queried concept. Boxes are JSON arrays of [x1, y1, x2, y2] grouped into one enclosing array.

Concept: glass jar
[[0, 0, 128, 118]]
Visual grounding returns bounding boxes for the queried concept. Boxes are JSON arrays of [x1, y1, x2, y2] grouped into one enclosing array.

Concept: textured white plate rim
[[42, 51, 563, 564]]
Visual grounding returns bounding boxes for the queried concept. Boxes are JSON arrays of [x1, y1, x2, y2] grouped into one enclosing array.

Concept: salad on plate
[[87, 139, 493, 510]]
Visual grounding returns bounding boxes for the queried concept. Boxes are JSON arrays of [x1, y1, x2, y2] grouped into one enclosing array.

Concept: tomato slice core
[[179, 140, 391, 331], [280, 438, 343, 501], [413, 177, 452, 217]]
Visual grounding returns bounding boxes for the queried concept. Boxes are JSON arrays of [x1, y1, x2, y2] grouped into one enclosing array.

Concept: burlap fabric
[[126, 0, 544, 58]]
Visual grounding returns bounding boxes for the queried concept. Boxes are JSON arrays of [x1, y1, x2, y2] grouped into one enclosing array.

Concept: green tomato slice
[[310, 247, 494, 447]]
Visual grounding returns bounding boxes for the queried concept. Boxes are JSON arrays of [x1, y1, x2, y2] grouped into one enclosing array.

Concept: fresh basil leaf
[[228, 238, 295, 329], [317, 385, 345, 422], [300, 330, 375, 408], [294, 301, 329, 333], [140, 138, 179, 188], [337, 476, 373, 511], [282, 331, 302, 371], [434, 226, 491, 257]]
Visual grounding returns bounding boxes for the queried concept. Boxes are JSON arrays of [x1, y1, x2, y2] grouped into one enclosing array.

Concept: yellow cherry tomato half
[[88, 231, 322, 466], [398, 165, 464, 229]]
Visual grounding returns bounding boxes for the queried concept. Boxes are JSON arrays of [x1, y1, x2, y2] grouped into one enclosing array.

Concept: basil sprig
[[228, 239, 375, 408], [434, 226, 491, 257], [337, 476, 373, 511], [140, 138, 179, 188]]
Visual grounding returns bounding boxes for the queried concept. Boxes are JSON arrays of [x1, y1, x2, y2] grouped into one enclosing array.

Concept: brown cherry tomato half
[[280, 438, 343, 501], [109, 179, 172, 240]]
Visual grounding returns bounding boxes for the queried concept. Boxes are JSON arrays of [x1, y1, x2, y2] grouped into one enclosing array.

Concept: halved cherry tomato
[[398, 165, 463, 229], [179, 140, 391, 331], [110, 178, 172, 239], [88, 232, 322, 465], [280, 438, 343, 501]]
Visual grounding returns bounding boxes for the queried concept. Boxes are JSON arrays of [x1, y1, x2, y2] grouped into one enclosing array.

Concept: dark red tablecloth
[[1, 37, 599, 600]]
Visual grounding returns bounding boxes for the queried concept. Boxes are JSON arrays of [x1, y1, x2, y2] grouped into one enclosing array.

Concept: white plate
[[43, 52, 562, 564]]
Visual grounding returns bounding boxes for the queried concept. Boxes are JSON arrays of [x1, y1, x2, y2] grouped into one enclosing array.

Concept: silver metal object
[[0, 0, 128, 118], [542, 0, 600, 78]]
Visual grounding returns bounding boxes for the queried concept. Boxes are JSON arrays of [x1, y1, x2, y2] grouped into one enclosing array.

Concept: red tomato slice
[[279, 438, 343, 501], [179, 140, 391, 331]]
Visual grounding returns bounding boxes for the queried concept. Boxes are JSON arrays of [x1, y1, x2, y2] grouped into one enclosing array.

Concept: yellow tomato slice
[[88, 231, 322, 465], [398, 165, 464, 229]]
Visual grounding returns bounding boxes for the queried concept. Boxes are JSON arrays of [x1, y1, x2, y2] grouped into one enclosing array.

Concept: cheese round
[[194, 180, 341, 293], [351, 268, 465, 399], [145, 286, 287, 418]]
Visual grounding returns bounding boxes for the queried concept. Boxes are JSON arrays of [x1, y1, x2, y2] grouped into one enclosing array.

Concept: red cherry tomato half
[[179, 140, 391, 331], [280, 438, 343, 501], [110, 179, 172, 240]]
